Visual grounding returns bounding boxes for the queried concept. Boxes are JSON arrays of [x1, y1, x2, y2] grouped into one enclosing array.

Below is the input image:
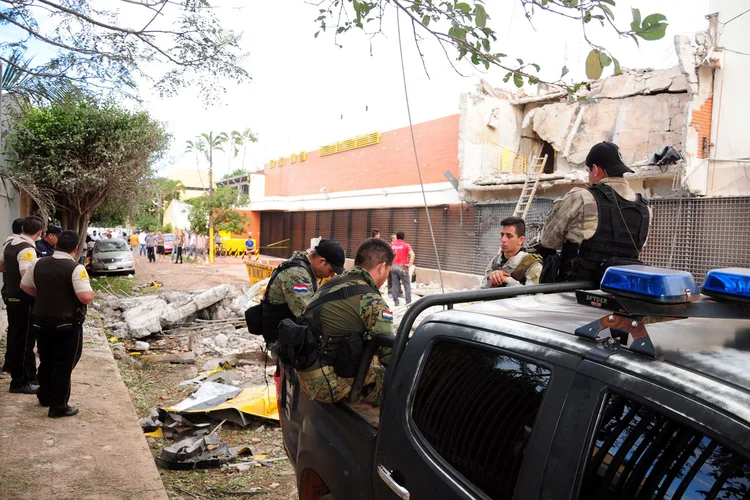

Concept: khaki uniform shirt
[[21, 251, 94, 294], [9, 234, 39, 274], [266, 251, 317, 317], [481, 250, 542, 288], [540, 178, 652, 249]]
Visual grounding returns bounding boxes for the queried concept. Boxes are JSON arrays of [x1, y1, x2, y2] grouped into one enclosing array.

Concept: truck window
[[580, 392, 750, 499], [411, 340, 552, 499]]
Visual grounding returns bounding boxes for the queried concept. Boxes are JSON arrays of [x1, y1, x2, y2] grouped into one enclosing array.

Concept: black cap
[[585, 141, 633, 176], [46, 225, 62, 236], [315, 238, 346, 275]]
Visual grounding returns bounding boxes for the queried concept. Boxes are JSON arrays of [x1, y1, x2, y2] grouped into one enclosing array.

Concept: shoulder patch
[[382, 310, 393, 321], [292, 284, 309, 293], [79, 269, 89, 280], [21, 251, 35, 261]]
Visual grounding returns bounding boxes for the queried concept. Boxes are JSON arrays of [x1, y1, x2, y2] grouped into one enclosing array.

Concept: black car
[[277, 266, 750, 500]]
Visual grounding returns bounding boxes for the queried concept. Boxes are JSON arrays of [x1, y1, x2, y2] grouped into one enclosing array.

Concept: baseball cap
[[46, 225, 62, 236], [315, 238, 346, 275], [585, 141, 633, 176]]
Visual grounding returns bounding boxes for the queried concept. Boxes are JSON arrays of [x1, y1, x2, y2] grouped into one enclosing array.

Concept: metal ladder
[[513, 152, 548, 219]]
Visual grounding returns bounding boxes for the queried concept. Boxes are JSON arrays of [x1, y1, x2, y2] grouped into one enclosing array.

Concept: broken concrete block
[[118, 295, 161, 312], [160, 302, 199, 327], [134, 341, 150, 351], [193, 284, 232, 310], [214, 333, 228, 348], [143, 352, 197, 364], [123, 299, 168, 339]]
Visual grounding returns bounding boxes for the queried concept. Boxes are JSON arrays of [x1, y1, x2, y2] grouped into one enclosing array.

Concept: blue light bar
[[701, 268, 750, 303], [600, 265, 699, 304]]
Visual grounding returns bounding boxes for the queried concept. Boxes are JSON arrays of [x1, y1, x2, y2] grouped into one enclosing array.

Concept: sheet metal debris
[[168, 385, 279, 424]]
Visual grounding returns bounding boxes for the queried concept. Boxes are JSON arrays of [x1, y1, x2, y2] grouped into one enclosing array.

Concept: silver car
[[89, 238, 135, 274]]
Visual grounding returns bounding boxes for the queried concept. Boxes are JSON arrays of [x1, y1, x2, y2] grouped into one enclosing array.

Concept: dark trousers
[[175, 247, 183, 263], [391, 264, 412, 305], [6, 295, 37, 386], [34, 318, 83, 407], [147, 246, 155, 262]]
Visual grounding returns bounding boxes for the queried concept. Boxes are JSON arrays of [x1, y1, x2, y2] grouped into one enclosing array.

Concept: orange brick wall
[[691, 96, 713, 159], [263, 115, 460, 197]]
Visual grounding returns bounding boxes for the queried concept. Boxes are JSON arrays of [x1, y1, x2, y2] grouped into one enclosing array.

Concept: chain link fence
[[260, 197, 750, 282]]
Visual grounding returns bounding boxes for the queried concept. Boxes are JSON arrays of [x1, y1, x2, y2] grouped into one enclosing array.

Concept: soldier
[[1, 215, 44, 393], [36, 225, 62, 257], [21, 230, 94, 417], [294, 238, 394, 406], [258, 238, 346, 344], [481, 216, 542, 288], [539, 141, 651, 282], [1, 218, 23, 375]]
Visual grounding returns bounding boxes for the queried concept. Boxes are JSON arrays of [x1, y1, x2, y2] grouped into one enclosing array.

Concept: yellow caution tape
[[107, 336, 119, 343]]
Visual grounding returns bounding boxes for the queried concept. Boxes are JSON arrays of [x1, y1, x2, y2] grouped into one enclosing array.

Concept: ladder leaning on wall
[[513, 151, 548, 220]]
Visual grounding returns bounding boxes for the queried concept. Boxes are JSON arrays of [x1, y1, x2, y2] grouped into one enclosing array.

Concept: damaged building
[[237, 3, 750, 282]]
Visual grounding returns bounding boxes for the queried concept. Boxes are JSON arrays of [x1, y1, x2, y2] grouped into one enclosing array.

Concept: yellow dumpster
[[245, 259, 275, 285]]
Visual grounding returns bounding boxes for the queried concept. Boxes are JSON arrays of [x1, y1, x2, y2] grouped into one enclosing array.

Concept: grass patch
[[90, 275, 157, 297]]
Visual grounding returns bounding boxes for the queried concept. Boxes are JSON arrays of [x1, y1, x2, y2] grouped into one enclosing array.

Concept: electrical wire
[[395, 8, 445, 293], [719, 7, 750, 26]]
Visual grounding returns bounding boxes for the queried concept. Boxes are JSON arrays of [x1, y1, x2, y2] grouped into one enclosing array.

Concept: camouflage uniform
[[480, 250, 542, 288], [541, 178, 652, 248], [266, 251, 317, 317], [297, 266, 393, 406]]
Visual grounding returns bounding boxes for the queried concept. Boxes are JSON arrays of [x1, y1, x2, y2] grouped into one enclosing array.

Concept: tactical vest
[[3, 238, 36, 294], [260, 258, 317, 343], [560, 183, 650, 282], [509, 253, 543, 284], [32, 257, 82, 318]]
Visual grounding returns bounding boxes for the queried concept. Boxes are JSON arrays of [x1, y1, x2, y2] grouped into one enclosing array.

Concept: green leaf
[[471, 53, 480, 65], [483, 59, 490, 70], [456, 2, 471, 15], [585, 49, 603, 79], [448, 26, 467, 40], [503, 72, 512, 83], [513, 73, 523, 88], [642, 13, 667, 28], [613, 57, 621, 75], [530, 63, 540, 71], [599, 51, 612, 67], [561, 65, 569, 78], [598, 4, 614, 19], [422, 15, 430, 26], [516, 58, 524, 65], [600, 0, 616, 5], [481, 38, 490, 52], [474, 4, 488, 28], [637, 23, 667, 40], [630, 8, 642, 32]]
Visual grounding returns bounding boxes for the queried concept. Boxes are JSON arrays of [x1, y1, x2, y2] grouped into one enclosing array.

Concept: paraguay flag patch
[[382, 310, 393, 321], [292, 284, 309, 293]]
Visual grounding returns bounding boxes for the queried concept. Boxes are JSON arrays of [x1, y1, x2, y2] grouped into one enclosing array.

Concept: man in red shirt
[[389, 231, 415, 306]]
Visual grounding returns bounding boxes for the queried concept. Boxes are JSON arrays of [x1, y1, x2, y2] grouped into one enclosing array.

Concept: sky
[[4, 0, 712, 178]]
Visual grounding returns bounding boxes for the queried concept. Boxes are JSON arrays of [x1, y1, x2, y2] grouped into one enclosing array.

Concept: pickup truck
[[277, 267, 750, 500]]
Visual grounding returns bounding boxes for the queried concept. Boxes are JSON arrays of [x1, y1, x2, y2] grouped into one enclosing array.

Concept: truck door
[[374, 319, 582, 500]]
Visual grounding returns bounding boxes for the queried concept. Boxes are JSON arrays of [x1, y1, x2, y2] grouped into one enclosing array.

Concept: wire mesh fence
[[259, 197, 750, 282]]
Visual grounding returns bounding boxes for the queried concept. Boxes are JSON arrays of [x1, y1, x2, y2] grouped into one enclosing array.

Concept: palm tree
[[1, 49, 78, 104], [229, 128, 258, 172]]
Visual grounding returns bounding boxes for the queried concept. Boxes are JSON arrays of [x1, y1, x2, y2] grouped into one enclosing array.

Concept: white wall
[[706, 0, 750, 195]]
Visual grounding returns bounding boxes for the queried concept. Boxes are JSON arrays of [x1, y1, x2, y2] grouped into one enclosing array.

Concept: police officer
[[258, 238, 346, 344], [539, 141, 651, 282], [481, 217, 542, 288], [1, 217, 23, 375], [1, 215, 44, 393], [36, 225, 62, 257], [295, 238, 394, 406], [20, 230, 94, 417]]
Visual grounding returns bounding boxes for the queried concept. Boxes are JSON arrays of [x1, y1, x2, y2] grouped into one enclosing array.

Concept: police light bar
[[701, 268, 750, 303], [600, 265, 699, 304]]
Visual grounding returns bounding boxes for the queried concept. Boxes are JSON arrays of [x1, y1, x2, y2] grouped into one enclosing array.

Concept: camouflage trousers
[[298, 360, 386, 406]]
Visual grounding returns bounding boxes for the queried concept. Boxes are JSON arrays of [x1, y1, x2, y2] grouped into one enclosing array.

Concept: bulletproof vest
[[260, 258, 317, 342], [32, 257, 82, 318], [561, 183, 650, 282], [304, 275, 375, 367], [3, 238, 36, 294], [509, 253, 543, 284]]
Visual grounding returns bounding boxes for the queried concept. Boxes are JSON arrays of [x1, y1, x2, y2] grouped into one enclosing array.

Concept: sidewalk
[[0, 322, 168, 500]]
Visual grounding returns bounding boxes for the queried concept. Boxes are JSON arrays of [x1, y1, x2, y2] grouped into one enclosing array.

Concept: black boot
[[48, 405, 79, 418]]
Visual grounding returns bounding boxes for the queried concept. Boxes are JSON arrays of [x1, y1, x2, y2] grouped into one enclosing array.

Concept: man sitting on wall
[[481, 216, 542, 288]]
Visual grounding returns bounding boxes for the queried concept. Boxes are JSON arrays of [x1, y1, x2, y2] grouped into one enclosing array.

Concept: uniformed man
[[295, 238, 394, 406], [20, 230, 94, 417], [1, 215, 44, 393], [481, 216, 542, 288], [259, 238, 346, 344], [539, 141, 651, 283], [1, 217, 23, 375], [36, 225, 62, 257]]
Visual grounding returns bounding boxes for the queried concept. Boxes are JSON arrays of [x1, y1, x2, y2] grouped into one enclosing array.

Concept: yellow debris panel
[[167, 386, 279, 422], [144, 427, 164, 438]]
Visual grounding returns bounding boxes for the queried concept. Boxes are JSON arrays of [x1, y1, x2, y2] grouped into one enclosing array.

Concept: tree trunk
[[60, 209, 91, 259]]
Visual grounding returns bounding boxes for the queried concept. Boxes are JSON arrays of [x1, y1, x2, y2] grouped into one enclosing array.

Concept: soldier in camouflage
[[262, 239, 346, 345], [297, 238, 394, 406], [481, 216, 542, 288]]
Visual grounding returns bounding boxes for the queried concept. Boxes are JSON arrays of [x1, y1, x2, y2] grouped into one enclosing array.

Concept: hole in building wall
[[541, 141, 556, 174]]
